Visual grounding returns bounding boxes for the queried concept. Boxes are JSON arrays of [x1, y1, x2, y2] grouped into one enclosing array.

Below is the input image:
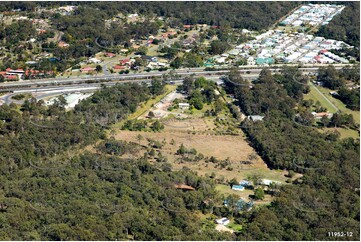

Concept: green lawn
[[305, 84, 338, 113], [227, 222, 242, 232], [216, 184, 246, 197], [316, 86, 360, 125], [305, 84, 360, 125], [320, 127, 360, 140]]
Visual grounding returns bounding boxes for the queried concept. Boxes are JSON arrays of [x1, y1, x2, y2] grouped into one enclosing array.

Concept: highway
[[0, 64, 349, 91], [0, 64, 351, 105], [0, 75, 229, 105]]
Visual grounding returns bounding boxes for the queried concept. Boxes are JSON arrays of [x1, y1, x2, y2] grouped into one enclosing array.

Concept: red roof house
[[5, 75, 18, 80], [120, 59, 131, 65], [104, 52, 116, 57]]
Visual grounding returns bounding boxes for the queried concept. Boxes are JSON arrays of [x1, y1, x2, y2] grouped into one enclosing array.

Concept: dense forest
[[0, 1, 299, 30], [0, 83, 237, 240], [74, 83, 151, 126], [224, 68, 360, 240]]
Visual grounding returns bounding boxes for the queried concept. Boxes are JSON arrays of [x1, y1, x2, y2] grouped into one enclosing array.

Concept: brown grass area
[[114, 118, 288, 183]]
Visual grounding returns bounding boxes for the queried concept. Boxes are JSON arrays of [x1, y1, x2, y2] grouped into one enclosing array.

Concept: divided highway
[[0, 64, 348, 93]]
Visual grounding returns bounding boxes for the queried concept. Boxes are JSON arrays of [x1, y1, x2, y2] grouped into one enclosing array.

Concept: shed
[[232, 185, 245, 191]]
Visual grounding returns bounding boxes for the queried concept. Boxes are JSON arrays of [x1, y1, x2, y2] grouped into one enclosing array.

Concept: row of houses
[[209, 29, 352, 67], [0, 68, 54, 80], [231, 178, 281, 192], [281, 4, 345, 27]]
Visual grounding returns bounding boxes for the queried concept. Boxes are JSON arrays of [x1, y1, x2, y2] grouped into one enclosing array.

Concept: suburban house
[[120, 59, 132, 66], [6, 68, 24, 75], [120, 48, 128, 53], [216, 217, 230, 226], [2, 74, 18, 80], [3, 68, 24, 79], [88, 57, 101, 64], [104, 52, 116, 58], [312, 112, 333, 119], [178, 103, 190, 110], [259, 179, 281, 186]]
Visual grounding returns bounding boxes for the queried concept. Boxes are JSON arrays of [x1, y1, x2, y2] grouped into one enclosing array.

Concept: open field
[[320, 127, 359, 139], [114, 117, 288, 184], [305, 84, 359, 139], [316, 85, 360, 124], [305, 84, 338, 113]]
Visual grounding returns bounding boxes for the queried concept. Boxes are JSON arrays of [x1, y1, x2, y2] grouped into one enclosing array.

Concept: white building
[[216, 217, 230, 226], [178, 103, 190, 110], [248, 115, 264, 122], [260, 179, 281, 186], [88, 58, 101, 64]]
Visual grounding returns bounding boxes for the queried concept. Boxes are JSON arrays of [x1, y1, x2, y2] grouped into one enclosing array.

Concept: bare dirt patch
[[215, 224, 234, 233]]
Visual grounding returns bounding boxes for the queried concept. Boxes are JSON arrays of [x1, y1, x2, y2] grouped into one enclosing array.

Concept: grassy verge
[[216, 184, 244, 197]]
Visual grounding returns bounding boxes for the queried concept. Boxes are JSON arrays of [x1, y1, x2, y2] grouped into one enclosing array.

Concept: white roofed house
[[248, 115, 264, 122], [216, 57, 227, 64], [178, 103, 190, 110], [216, 217, 230, 226], [311, 112, 333, 119], [260, 179, 281, 186], [88, 57, 101, 64]]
